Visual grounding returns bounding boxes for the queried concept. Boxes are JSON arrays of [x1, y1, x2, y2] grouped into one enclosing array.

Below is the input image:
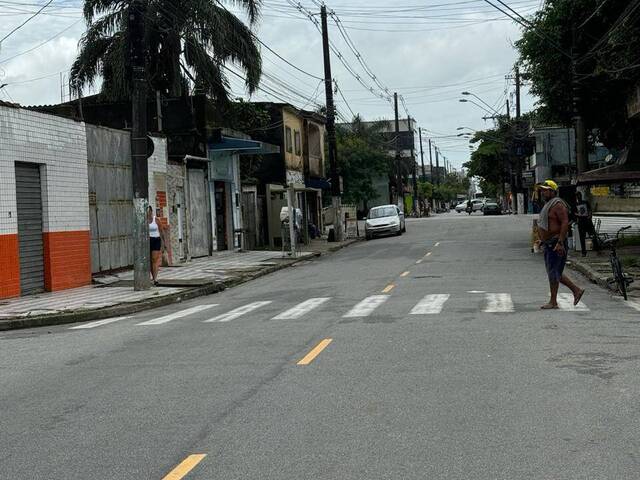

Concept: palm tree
[[71, 0, 262, 101]]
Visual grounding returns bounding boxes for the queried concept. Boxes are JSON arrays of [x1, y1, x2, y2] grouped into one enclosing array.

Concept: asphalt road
[[2, 213, 640, 480]]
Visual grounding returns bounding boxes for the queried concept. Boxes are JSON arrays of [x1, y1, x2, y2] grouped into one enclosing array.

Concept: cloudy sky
[[0, 0, 539, 169]]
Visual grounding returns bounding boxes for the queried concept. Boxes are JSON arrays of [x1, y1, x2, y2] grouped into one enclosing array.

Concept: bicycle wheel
[[611, 256, 628, 300]]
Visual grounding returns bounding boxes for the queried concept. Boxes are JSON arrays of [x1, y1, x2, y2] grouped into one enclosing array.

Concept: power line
[[0, 0, 54, 44]]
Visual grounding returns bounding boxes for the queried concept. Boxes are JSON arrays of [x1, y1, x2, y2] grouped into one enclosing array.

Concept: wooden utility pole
[[394, 92, 403, 209], [129, 0, 151, 291], [321, 5, 342, 241]]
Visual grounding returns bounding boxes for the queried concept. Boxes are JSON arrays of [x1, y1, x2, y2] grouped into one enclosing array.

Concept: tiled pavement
[[0, 250, 317, 320]]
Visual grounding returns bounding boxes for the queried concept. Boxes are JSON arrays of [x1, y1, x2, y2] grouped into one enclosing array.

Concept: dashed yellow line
[[162, 454, 207, 480], [416, 259, 423, 264], [298, 339, 333, 365], [400, 271, 410, 277], [382, 284, 395, 293], [425, 252, 432, 257], [434, 242, 441, 247]]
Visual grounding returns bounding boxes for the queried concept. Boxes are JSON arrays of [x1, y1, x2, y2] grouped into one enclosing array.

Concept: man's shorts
[[544, 238, 568, 283]]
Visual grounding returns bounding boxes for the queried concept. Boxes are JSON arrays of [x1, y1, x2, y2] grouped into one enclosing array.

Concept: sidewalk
[[0, 238, 360, 330], [568, 246, 640, 299]]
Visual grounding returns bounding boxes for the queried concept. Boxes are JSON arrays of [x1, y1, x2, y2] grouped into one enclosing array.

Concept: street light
[[461, 91, 501, 117], [459, 98, 496, 117]]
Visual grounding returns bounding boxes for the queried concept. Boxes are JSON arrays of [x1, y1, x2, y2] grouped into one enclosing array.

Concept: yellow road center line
[[425, 252, 432, 257], [400, 271, 410, 277], [162, 454, 207, 480], [416, 260, 423, 264], [434, 242, 441, 247], [382, 284, 395, 293], [297, 339, 333, 365]]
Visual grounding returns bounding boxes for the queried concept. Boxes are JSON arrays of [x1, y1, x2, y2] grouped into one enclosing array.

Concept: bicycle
[[598, 225, 634, 300]]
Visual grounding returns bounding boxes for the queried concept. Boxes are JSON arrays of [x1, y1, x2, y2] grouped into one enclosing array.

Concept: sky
[[0, 0, 540, 170]]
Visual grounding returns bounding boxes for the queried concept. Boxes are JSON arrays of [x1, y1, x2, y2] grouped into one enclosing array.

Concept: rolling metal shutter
[[15, 162, 45, 295]]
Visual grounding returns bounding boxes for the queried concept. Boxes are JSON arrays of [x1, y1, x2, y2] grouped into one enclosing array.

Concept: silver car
[[365, 205, 406, 240]]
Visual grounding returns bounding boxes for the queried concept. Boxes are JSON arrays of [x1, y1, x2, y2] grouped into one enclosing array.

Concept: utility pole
[[129, 0, 151, 291], [394, 92, 403, 210], [321, 5, 342, 241], [428, 138, 435, 212], [571, 23, 589, 176], [419, 128, 426, 181], [435, 147, 441, 186], [409, 117, 417, 215], [515, 66, 521, 119], [506, 99, 511, 121]]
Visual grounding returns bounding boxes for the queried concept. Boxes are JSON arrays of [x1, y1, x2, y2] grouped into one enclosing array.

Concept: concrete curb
[[567, 257, 611, 290], [0, 244, 356, 332]]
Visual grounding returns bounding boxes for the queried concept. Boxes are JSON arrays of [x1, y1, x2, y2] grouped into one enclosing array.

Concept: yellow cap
[[539, 179, 558, 191]]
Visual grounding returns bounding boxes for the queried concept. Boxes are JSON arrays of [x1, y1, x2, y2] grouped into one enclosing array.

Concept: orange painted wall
[[0, 234, 20, 299], [43, 230, 91, 292]]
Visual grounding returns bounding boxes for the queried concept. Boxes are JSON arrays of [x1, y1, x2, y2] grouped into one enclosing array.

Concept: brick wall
[[0, 104, 90, 299]]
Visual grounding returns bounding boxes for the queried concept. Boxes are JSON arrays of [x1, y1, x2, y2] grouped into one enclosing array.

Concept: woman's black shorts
[[150, 237, 162, 252]]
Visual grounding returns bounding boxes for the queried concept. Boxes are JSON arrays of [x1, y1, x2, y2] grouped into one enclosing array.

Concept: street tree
[[516, 0, 640, 149], [336, 116, 392, 211], [464, 126, 509, 197], [71, 0, 262, 101]]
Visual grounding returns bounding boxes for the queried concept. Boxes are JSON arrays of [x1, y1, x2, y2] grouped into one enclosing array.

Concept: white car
[[365, 205, 406, 240], [455, 201, 468, 213]]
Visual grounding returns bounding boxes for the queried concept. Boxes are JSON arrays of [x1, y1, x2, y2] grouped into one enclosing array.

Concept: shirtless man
[[537, 180, 585, 309]]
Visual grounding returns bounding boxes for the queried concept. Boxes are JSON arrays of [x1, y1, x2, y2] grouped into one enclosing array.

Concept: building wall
[[0, 104, 90, 298], [283, 109, 304, 174]]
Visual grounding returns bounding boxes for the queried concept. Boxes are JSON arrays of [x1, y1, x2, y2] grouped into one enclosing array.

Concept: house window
[[285, 126, 293, 153], [294, 130, 302, 156]]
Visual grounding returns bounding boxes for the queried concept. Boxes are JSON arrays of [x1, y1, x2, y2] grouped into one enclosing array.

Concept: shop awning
[[577, 148, 640, 185], [207, 136, 280, 155]]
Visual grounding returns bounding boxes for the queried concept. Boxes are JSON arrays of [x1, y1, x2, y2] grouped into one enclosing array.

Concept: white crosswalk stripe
[[204, 301, 272, 323], [627, 300, 640, 312], [410, 294, 450, 315], [137, 305, 218, 326], [557, 293, 589, 311], [343, 295, 389, 318], [484, 293, 515, 313], [273, 298, 331, 320], [69, 317, 130, 329]]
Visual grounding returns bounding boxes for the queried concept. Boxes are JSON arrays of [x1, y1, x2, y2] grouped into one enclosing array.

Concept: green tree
[[71, 0, 262, 101], [336, 116, 392, 209], [464, 123, 511, 196], [516, 0, 640, 149]]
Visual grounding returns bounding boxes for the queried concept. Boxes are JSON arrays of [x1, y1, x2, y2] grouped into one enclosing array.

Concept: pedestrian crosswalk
[[137, 305, 218, 326], [69, 291, 639, 331], [343, 295, 390, 318], [409, 294, 450, 315]]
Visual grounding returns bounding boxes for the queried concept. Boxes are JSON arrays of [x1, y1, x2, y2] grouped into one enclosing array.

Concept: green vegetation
[[516, 0, 640, 149], [71, 0, 262, 101], [336, 116, 392, 209]]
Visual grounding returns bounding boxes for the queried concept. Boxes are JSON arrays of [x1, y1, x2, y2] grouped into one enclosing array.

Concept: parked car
[[455, 201, 468, 213], [482, 200, 502, 215], [365, 205, 406, 240]]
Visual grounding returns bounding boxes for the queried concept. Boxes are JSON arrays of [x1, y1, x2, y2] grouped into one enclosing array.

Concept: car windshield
[[369, 207, 397, 219]]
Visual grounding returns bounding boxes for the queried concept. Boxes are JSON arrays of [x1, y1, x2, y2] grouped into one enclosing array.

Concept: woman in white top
[[148, 206, 166, 285]]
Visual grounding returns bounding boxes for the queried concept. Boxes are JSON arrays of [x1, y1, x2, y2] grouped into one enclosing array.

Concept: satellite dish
[[605, 154, 614, 165]]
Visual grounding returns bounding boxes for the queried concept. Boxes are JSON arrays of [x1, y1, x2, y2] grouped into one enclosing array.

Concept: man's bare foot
[[541, 303, 559, 310], [573, 288, 585, 306]]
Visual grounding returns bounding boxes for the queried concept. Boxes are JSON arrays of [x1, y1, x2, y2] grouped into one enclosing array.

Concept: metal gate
[[242, 191, 257, 250], [87, 126, 133, 273], [15, 162, 45, 295], [187, 168, 211, 257]]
